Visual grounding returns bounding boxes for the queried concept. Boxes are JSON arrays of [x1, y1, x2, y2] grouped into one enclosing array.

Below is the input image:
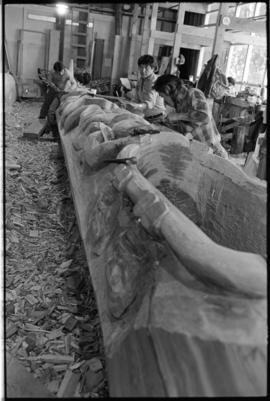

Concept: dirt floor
[[5, 100, 109, 397]]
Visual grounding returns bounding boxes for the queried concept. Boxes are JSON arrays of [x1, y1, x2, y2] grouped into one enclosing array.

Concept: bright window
[[247, 47, 267, 84], [255, 2, 266, 16], [227, 45, 248, 81], [237, 3, 256, 18]]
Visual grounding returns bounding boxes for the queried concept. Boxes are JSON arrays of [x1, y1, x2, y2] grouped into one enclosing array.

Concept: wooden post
[[111, 35, 122, 84], [128, 4, 140, 76], [211, 3, 230, 61], [111, 4, 123, 85], [56, 14, 66, 62], [146, 3, 158, 55], [140, 4, 152, 55], [170, 4, 186, 74]]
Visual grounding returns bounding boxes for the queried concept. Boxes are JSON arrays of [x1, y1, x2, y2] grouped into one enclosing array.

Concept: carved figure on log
[[56, 90, 267, 397]]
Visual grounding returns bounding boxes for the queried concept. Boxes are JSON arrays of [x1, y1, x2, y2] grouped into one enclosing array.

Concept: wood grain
[[57, 96, 266, 397]]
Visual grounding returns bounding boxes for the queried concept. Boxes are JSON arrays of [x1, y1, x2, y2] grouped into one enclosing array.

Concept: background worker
[[153, 74, 228, 158], [126, 54, 166, 118], [39, 61, 76, 119], [227, 76, 237, 97], [175, 53, 185, 78]]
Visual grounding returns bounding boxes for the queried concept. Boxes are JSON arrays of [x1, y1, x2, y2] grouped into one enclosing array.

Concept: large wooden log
[[56, 93, 267, 397]]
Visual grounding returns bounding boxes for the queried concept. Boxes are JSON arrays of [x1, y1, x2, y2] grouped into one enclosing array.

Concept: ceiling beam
[[224, 16, 266, 35], [224, 31, 266, 47]]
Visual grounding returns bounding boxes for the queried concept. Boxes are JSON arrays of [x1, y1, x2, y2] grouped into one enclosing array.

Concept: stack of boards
[[57, 90, 267, 397]]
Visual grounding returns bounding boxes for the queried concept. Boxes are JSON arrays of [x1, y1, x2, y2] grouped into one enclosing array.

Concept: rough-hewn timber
[[57, 91, 267, 397]]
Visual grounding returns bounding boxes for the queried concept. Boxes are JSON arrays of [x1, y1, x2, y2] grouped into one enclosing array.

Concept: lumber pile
[[57, 90, 267, 397]]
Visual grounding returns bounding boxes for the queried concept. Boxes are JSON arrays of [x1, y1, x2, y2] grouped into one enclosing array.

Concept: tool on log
[[103, 157, 137, 165], [130, 128, 160, 136]]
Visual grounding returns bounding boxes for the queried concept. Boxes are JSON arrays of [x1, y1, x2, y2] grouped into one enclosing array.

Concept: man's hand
[[126, 102, 146, 115]]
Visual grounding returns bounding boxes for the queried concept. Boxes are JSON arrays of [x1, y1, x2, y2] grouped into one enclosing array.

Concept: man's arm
[[64, 68, 77, 91]]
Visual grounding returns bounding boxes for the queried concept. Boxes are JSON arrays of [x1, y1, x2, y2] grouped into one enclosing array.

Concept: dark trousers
[[39, 88, 58, 119], [47, 95, 62, 138]]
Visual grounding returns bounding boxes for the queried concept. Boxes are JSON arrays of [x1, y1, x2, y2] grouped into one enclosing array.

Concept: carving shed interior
[[4, 2, 267, 398]]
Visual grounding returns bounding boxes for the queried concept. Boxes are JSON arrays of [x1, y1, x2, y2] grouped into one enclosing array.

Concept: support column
[[111, 4, 123, 85], [140, 4, 152, 55], [211, 3, 230, 61], [146, 3, 158, 55], [170, 3, 186, 74], [111, 35, 122, 84], [128, 4, 140, 76], [56, 14, 66, 62]]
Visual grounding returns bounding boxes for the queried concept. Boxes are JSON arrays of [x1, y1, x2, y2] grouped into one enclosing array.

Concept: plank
[[57, 369, 80, 397], [6, 352, 54, 398], [23, 118, 47, 139]]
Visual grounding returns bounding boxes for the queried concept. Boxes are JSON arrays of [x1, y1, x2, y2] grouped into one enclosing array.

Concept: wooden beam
[[224, 31, 266, 46], [211, 3, 230, 58], [128, 4, 140, 76], [146, 3, 159, 55], [110, 35, 122, 84], [111, 4, 123, 84], [170, 3, 186, 73], [140, 4, 152, 55], [181, 33, 213, 47], [153, 26, 214, 48], [224, 16, 266, 35]]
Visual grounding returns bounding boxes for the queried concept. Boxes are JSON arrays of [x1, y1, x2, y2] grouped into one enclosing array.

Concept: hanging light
[[56, 3, 68, 16]]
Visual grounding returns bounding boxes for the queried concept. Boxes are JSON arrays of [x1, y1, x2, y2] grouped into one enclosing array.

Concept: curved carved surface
[[56, 92, 267, 397]]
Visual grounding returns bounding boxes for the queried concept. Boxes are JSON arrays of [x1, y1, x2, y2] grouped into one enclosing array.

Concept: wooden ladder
[[71, 5, 89, 70]]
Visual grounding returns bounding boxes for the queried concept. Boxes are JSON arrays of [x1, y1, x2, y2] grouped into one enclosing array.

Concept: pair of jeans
[[39, 88, 58, 119], [46, 95, 62, 138]]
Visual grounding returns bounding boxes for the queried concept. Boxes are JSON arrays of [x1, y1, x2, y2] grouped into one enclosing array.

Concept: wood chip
[[53, 364, 68, 372], [64, 316, 78, 332], [23, 323, 50, 333], [29, 230, 39, 237], [88, 358, 103, 373], [82, 370, 103, 393], [60, 260, 73, 269], [70, 360, 86, 371], [6, 323, 18, 338], [27, 354, 74, 364], [46, 379, 60, 394], [65, 334, 72, 355], [25, 294, 39, 305], [57, 369, 81, 397], [46, 329, 63, 341]]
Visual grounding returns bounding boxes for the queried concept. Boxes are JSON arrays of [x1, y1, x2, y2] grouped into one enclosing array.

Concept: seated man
[[127, 54, 166, 118], [39, 61, 76, 119], [153, 74, 228, 158]]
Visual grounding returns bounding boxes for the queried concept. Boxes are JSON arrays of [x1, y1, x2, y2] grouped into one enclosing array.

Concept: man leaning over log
[[153, 74, 228, 158], [39, 61, 77, 139]]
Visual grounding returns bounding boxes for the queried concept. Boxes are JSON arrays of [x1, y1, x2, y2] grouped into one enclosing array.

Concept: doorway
[[179, 48, 200, 80]]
